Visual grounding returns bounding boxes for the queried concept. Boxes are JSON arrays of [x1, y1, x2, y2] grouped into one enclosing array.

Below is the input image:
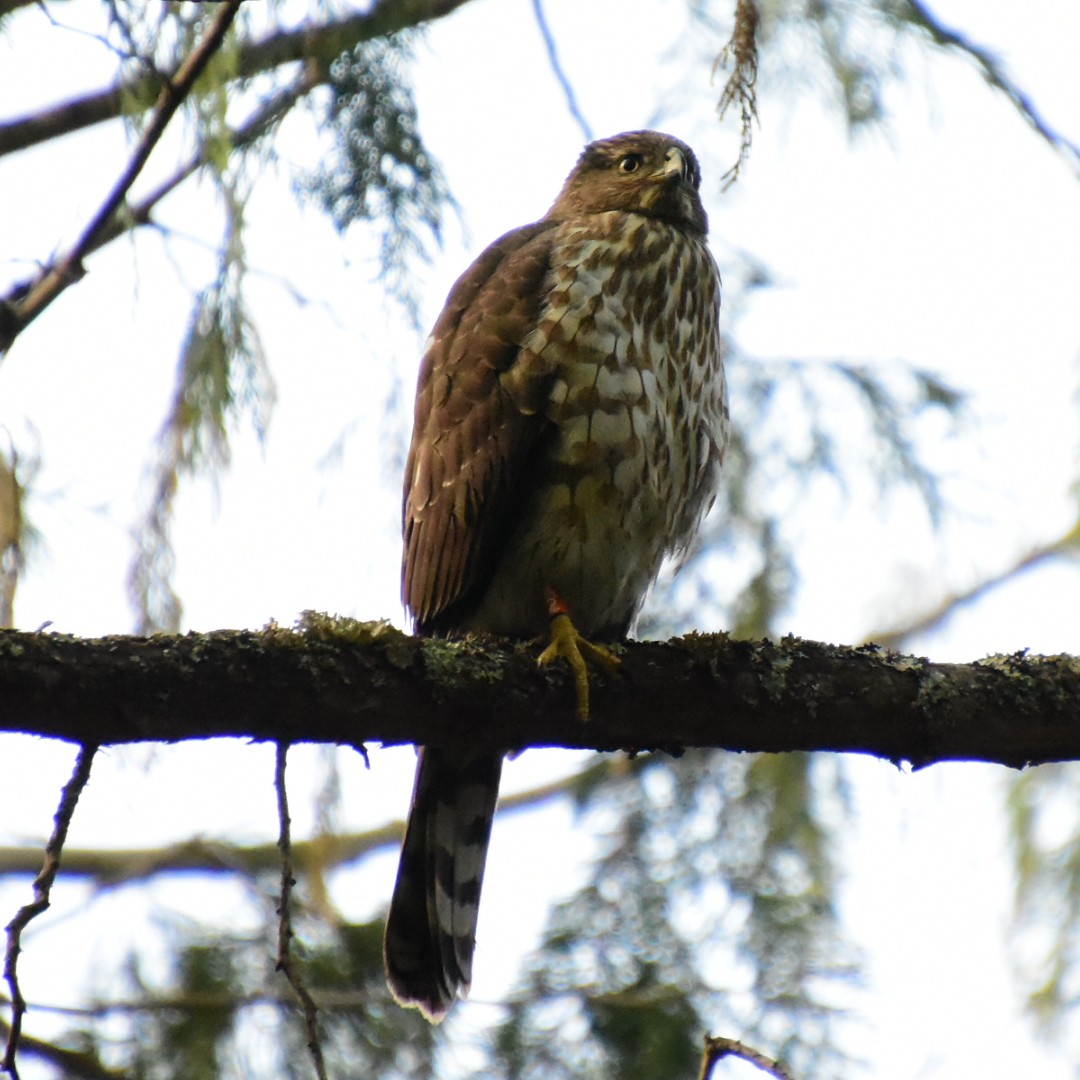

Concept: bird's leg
[[537, 587, 621, 719]]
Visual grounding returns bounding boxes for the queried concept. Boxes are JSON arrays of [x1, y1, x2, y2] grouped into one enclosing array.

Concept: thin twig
[[79, 67, 318, 268], [3, 745, 98, 1078], [713, 0, 759, 188], [868, 520, 1080, 651], [274, 743, 328, 1080], [698, 1034, 795, 1080], [531, 0, 592, 141], [0, 0, 243, 354], [0, 0, 479, 159], [905, 0, 1080, 177]]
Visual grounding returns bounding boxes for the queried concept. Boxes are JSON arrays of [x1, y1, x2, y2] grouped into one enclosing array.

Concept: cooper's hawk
[[385, 130, 728, 1020]]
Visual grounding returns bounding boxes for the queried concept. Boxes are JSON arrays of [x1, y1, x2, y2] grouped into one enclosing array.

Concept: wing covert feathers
[[402, 221, 559, 629]]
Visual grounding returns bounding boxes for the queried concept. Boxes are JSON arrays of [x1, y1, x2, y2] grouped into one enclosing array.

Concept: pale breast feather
[[536, 215, 724, 529]]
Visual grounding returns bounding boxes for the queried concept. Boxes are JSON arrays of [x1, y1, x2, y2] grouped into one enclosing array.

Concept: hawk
[[385, 130, 728, 1020]]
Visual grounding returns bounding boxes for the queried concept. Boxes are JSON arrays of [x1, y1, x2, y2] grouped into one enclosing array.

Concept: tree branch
[[0, 0, 478, 158], [531, 0, 592, 141], [74, 68, 319, 267], [0, 764, 604, 884], [903, 0, 1080, 176], [0, 987, 395, 1020], [3, 745, 97, 1079], [0, 1, 243, 356], [699, 1034, 793, 1080], [0, 614, 1078, 770], [274, 745, 327, 1080], [868, 520, 1080, 651]]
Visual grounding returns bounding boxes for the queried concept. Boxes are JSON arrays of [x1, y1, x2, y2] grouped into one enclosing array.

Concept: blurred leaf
[[493, 750, 856, 1078], [302, 32, 457, 325], [0, 446, 23, 628], [125, 940, 240, 1080], [591, 976, 701, 1080], [128, 189, 273, 633], [1008, 765, 1080, 1038]]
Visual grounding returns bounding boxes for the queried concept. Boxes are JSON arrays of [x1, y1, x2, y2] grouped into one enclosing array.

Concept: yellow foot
[[537, 610, 621, 720]]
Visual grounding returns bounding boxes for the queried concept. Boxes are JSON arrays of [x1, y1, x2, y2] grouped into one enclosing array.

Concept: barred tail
[[384, 746, 503, 1021]]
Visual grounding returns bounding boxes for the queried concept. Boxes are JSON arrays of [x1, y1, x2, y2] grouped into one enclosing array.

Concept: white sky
[[2, 0, 1080, 1077]]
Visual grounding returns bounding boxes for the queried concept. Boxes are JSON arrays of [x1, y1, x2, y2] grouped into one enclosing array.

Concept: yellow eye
[[618, 153, 644, 174]]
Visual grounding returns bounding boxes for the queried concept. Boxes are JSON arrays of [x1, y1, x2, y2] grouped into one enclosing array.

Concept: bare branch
[[0, 68, 315, 366], [0, 763, 607, 884], [81, 68, 318, 265], [274, 745, 328, 1080], [0, 615, 1078, 770], [0, 84, 129, 159], [531, 0, 592, 141], [3, 745, 97, 1078], [0, 1018, 122, 1080], [902, 0, 1080, 177], [0, 0, 479, 158], [868, 521, 1080, 652], [0, 1, 244, 355], [699, 1034, 794, 1080]]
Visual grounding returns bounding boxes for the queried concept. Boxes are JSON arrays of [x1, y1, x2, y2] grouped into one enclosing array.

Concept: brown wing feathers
[[402, 222, 557, 630]]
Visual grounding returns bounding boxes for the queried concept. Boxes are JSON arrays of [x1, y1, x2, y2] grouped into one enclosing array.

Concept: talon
[[538, 591, 620, 719]]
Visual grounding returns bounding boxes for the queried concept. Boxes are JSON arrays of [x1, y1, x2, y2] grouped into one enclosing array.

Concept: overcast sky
[[2, 1, 1080, 1076]]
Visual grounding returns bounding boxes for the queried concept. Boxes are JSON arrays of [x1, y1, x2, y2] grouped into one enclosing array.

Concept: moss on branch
[[0, 614, 1077, 769]]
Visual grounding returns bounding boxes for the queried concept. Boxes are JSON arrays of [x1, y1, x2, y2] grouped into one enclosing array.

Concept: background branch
[[868, 520, 1080, 651], [3, 746, 97, 1079], [699, 1034, 794, 1080], [0, 0, 243, 355], [0, 1019, 122, 1080], [531, 0, 593, 141], [274, 744, 327, 1080], [74, 68, 319, 266], [0, 0, 478, 158], [0, 764, 604, 883], [904, 0, 1080, 175]]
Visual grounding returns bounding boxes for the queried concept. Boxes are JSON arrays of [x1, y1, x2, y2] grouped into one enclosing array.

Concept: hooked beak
[[661, 146, 688, 181]]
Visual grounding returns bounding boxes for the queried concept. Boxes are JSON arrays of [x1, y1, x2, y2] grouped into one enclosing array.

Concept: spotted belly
[[463, 212, 725, 639]]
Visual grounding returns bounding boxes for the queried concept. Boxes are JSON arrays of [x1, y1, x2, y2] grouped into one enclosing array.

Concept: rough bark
[[1, 614, 1077, 770]]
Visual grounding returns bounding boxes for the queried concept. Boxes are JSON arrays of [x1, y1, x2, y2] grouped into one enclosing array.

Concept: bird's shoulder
[[425, 220, 560, 370]]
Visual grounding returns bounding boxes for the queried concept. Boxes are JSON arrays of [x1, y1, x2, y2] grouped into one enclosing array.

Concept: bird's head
[[548, 130, 708, 236]]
